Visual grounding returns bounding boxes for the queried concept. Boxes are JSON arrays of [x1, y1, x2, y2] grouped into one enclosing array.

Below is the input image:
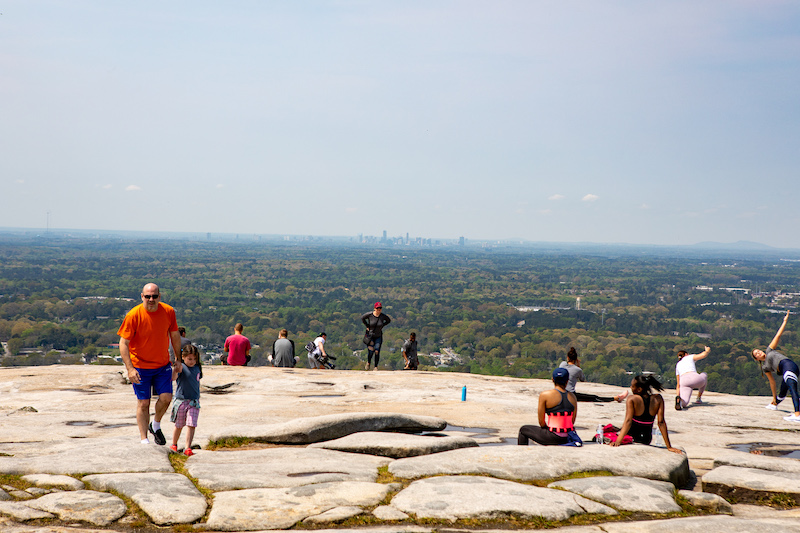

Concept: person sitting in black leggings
[[518, 368, 578, 446]]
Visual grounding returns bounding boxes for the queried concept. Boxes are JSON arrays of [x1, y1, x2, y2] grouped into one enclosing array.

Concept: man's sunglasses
[[143, 294, 160, 300]]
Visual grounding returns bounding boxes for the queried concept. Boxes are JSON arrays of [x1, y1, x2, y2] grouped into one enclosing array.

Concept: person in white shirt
[[675, 346, 710, 410], [308, 333, 329, 370]]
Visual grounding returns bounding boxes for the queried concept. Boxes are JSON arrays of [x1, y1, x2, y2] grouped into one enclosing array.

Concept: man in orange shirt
[[118, 283, 182, 445]]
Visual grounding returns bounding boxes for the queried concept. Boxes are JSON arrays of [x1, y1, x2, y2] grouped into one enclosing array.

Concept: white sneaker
[[765, 404, 778, 410], [783, 414, 800, 422]]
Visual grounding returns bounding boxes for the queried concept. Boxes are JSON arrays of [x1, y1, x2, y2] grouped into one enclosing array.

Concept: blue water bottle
[[461, 386, 467, 401]]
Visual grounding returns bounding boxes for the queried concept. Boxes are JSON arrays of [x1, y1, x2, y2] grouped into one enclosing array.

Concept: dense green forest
[[1, 233, 799, 397]]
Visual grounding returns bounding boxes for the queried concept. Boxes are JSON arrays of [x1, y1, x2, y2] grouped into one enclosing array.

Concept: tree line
[[0, 234, 798, 396]]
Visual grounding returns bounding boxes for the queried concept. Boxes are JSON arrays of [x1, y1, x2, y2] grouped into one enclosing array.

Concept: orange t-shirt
[[117, 303, 178, 369]]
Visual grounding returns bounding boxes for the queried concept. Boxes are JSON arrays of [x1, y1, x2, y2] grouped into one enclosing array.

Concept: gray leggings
[[678, 371, 707, 408]]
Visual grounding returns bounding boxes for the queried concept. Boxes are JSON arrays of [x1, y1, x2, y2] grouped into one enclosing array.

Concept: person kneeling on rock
[[518, 367, 581, 446]]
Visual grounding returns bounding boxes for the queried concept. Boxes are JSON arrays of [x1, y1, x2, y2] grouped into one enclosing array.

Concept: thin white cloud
[[125, 185, 141, 192], [582, 194, 599, 202], [15, 179, 24, 184], [639, 203, 650, 210], [216, 184, 224, 189], [101, 184, 112, 189], [540, 209, 553, 215], [548, 194, 565, 201], [345, 207, 357, 213]]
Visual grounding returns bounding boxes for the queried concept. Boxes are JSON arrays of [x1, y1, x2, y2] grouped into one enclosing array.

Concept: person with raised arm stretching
[[752, 310, 800, 422]]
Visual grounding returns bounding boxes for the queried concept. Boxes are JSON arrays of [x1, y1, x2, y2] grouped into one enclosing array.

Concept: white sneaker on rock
[[783, 414, 800, 422], [765, 404, 778, 410]]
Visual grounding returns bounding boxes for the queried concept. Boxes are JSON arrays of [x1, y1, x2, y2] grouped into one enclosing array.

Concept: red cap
[[374, 302, 382, 309]]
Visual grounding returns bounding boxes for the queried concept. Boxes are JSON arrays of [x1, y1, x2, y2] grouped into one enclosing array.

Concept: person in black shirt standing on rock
[[362, 302, 391, 371]]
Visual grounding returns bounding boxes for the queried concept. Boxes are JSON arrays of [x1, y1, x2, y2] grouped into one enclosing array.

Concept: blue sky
[[2, 1, 799, 247]]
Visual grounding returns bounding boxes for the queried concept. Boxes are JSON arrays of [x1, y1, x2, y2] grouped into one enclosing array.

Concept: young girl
[[611, 374, 682, 454], [171, 344, 202, 455], [752, 310, 800, 422]]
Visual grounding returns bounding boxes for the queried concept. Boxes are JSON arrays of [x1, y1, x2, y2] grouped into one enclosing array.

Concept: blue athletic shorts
[[132, 364, 173, 400]]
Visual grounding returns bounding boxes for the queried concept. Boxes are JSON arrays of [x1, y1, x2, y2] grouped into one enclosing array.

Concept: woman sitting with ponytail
[[611, 374, 682, 454]]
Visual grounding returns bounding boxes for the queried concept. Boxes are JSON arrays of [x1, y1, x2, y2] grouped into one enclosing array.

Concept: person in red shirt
[[224, 323, 252, 366], [118, 283, 182, 445]]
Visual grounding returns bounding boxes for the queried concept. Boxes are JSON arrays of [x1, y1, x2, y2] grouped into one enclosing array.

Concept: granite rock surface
[[1, 365, 800, 532], [308, 430, 479, 458]]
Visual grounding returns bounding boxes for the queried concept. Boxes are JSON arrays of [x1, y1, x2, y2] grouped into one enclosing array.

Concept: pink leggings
[[679, 371, 707, 407]]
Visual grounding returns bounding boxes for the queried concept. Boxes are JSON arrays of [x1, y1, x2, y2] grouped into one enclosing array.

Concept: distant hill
[[690, 240, 775, 251]]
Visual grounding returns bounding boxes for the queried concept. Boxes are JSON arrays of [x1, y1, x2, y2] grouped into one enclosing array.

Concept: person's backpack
[[305, 340, 316, 353]]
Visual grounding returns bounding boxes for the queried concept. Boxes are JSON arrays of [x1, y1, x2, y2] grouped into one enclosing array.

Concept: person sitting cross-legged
[[518, 367, 579, 446]]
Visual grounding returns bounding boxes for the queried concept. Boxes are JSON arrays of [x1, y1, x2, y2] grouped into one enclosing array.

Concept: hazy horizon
[[3, 225, 799, 254]]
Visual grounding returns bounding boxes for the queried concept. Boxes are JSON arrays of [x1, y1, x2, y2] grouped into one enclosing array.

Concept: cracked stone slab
[[308, 431, 478, 458], [0, 516, 116, 533], [600, 515, 800, 532], [0, 501, 55, 520], [731, 503, 800, 518], [209, 412, 447, 443], [303, 505, 364, 523], [549, 476, 680, 513], [205, 481, 391, 531], [390, 475, 617, 521], [186, 447, 391, 490], [0, 436, 172, 475], [373, 505, 410, 520], [713, 450, 800, 474], [233, 528, 432, 533], [678, 489, 733, 514], [83, 472, 207, 525], [25, 489, 126, 526], [389, 444, 690, 487], [702, 465, 800, 505], [20, 474, 84, 491], [443, 529, 605, 533]]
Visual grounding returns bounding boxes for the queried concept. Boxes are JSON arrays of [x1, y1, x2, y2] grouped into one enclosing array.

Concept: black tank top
[[545, 390, 575, 415], [629, 395, 655, 445]]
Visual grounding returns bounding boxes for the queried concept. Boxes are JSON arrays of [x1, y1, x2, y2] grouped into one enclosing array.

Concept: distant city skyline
[[2, 2, 799, 248], [5, 225, 799, 256]]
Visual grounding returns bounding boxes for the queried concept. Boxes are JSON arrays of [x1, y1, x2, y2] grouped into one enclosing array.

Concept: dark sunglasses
[[143, 294, 160, 300]]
